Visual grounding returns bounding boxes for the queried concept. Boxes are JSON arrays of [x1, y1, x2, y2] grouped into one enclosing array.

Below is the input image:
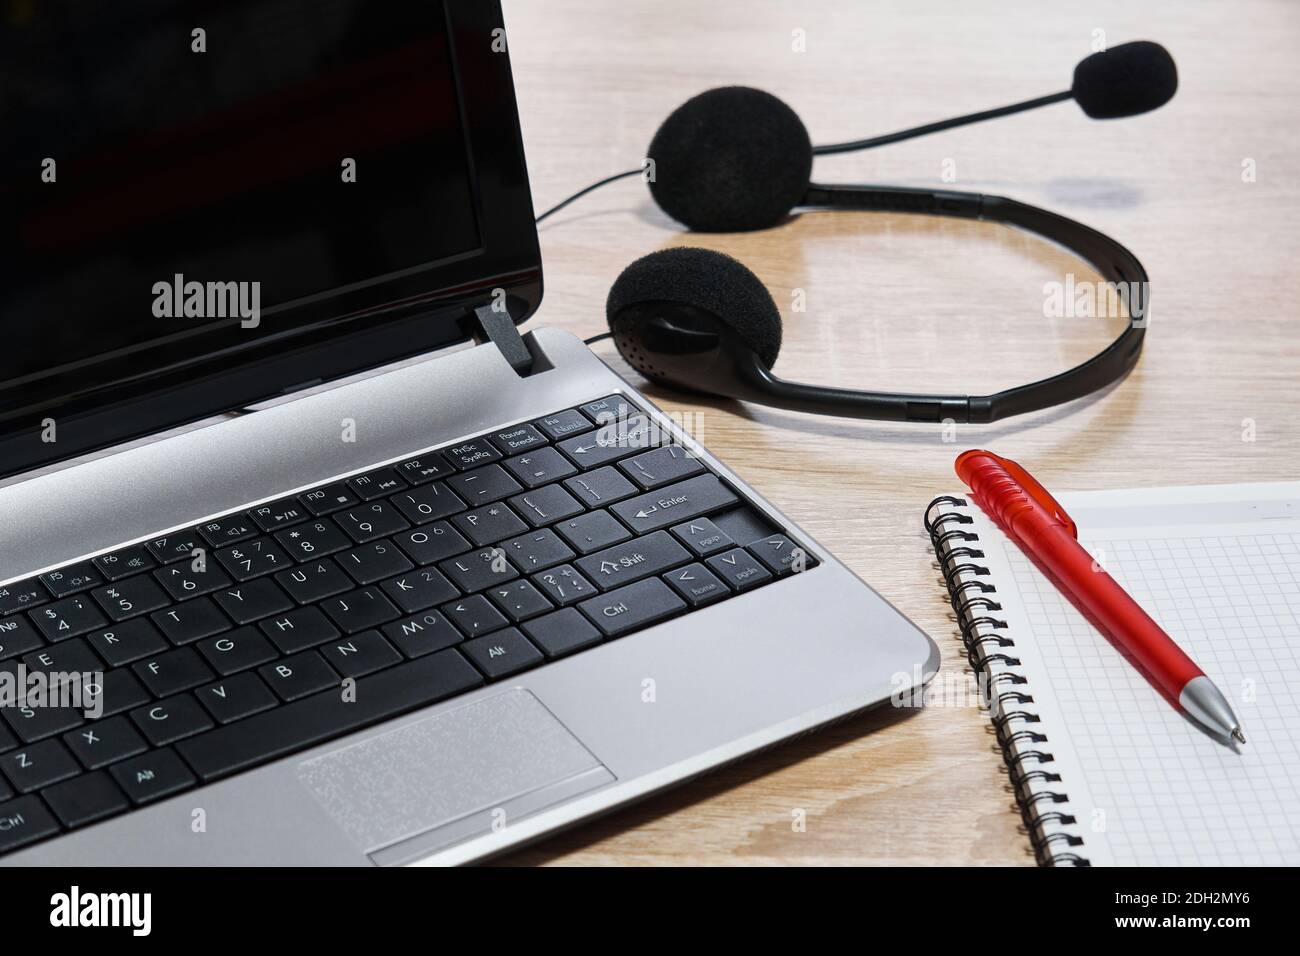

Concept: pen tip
[[1232, 727, 1247, 745]]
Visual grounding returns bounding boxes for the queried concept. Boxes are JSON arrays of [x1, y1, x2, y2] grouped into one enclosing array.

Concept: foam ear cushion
[[647, 87, 813, 232], [606, 247, 783, 368]]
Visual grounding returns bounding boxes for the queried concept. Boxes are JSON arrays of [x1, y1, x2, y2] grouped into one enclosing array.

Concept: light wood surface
[[499, 0, 1300, 865]]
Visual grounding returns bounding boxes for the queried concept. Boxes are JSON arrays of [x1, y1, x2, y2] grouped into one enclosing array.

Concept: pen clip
[[1001, 457, 1078, 538]]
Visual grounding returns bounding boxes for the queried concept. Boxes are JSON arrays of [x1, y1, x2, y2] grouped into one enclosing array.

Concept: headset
[[584, 41, 1177, 424]]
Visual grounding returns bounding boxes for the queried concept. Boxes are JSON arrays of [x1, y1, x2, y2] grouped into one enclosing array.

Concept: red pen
[[955, 449, 1245, 746]]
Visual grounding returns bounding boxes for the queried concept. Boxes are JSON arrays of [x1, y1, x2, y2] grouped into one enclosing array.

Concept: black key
[[502, 447, 577, 489], [563, 466, 638, 508], [110, 748, 196, 804], [508, 484, 584, 527], [86, 619, 168, 668], [146, 532, 204, 566], [438, 548, 518, 594], [447, 463, 522, 506], [0, 615, 43, 662], [441, 594, 508, 638], [93, 545, 157, 582], [96, 668, 151, 718], [40, 561, 104, 597], [580, 395, 638, 425], [444, 438, 501, 470], [461, 628, 543, 680], [249, 497, 309, 533], [274, 519, 352, 562], [275, 559, 353, 604], [521, 608, 603, 659], [531, 565, 598, 607], [63, 716, 148, 770], [0, 795, 61, 853], [337, 540, 414, 585], [750, 534, 817, 576], [556, 414, 657, 468], [213, 537, 291, 582], [578, 577, 686, 638], [620, 445, 704, 490], [335, 501, 410, 544], [707, 548, 774, 592], [133, 646, 215, 698], [151, 597, 231, 645], [554, 510, 632, 555], [1, 700, 84, 744], [90, 575, 170, 622], [320, 631, 402, 679], [29, 595, 108, 642], [195, 673, 278, 724], [489, 422, 548, 455], [453, 502, 528, 547], [1, 738, 80, 792], [500, 528, 574, 572], [320, 588, 401, 634], [0, 723, 15, 753], [390, 482, 464, 524], [670, 517, 734, 558], [197, 514, 259, 547], [574, 530, 690, 591], [260, 651, 339, 702], [393, 521, 471, 566], [347, 466, 407, 501], [259, 606, 340, 655], [213, 578, 294, 624], [395, 451, 454, 485], [380, 568, 459, 615], [22, 637, 102, 682], [153, 561, 232, 600], [131, 694, 214, 746], [534, 408, 590, 440], [299, 482, 359, 517], [382, 610, 463, 658], [42, 771, 129, 828], [610, 475, 739, 535], [664, 563, 730, 607], [177, 649, 482, 781], [0, 578, 49, 616], [486, 580, 553, 622], [197, 626, 279, 676]]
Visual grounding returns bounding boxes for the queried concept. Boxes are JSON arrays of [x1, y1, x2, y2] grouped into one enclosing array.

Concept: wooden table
[[499, 0, 1300, 865]]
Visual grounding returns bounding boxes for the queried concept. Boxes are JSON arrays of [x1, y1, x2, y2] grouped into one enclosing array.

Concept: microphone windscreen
[[1072, 41, 1177, 118], [647, 87, 812, 232]]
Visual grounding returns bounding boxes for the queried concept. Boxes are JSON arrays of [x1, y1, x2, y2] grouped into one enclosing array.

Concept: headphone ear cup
[[606, 247, 784, 376]]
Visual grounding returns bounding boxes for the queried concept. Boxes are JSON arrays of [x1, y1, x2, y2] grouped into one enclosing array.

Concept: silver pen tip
[[1232, 727, 1247, 745]]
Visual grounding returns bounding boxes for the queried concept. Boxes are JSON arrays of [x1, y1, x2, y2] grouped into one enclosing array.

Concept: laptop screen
[[0, 0, 540, 475]]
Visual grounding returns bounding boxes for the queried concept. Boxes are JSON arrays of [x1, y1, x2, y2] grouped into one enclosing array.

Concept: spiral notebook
[[924, 481, 1300, 866]]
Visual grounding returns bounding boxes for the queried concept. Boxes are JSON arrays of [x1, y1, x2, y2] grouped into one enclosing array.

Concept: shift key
[[574, 531, 689, 590], [609, 475, 738, 534]]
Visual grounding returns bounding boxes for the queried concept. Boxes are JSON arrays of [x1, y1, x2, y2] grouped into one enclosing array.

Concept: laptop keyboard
[[0, 396, 816, 856]]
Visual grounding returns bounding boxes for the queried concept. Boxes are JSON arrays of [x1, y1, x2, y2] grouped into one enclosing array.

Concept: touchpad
[[296, 689, 613, 864]]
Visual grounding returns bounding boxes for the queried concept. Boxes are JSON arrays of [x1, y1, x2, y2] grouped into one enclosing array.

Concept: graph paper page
[[963, 482, 1300, 866]]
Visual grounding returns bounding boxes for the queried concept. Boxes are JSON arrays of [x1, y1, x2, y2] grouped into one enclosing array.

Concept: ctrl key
[[0, 795, 61, 854], [109, 748, 196, 805], [578, 577, 685, 638]]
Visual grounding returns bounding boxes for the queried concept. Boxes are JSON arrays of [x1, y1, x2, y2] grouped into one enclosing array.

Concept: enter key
[[609, 475, 738, 534]]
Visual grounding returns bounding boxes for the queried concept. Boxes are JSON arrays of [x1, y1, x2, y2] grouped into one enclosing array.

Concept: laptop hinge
[[471, 303, 534, 377]]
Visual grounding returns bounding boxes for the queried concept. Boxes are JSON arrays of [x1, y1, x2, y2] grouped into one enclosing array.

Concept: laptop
[[0, 0, 938, 865]]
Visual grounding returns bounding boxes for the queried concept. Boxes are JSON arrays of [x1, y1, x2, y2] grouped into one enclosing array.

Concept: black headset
[[601, 41, 1177, 424]]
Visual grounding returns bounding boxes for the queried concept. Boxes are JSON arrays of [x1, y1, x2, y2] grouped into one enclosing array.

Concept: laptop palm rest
[[295, 689, 613, 865]]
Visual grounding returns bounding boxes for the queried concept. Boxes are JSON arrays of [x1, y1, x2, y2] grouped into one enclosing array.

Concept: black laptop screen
[[1, 0, 481, 414]]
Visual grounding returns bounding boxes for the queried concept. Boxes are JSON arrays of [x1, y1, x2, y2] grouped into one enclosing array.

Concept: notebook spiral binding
[[925, 496, 1091, 867]]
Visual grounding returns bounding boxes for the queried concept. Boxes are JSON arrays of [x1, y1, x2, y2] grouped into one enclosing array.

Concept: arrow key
[[663, 563, 729, 607], [706, 548, 773, 592]]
